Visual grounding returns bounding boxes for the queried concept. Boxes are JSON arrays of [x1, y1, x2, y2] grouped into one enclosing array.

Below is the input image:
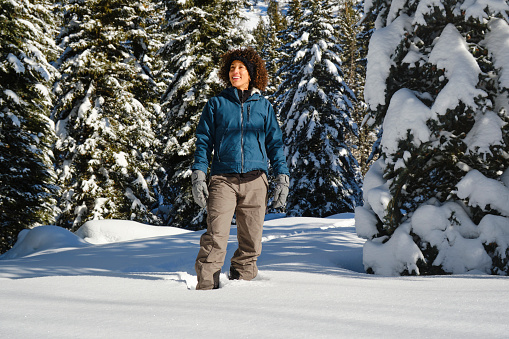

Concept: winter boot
[[228, 266, 240, 280], [213, 270, 220, 289]]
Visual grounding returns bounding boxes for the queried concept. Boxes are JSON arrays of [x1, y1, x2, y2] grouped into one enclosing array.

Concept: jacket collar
[[221, 86, 261, 104]]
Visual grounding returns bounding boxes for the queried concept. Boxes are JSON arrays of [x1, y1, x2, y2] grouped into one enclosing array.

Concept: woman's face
[[229, 60, 251, 91]]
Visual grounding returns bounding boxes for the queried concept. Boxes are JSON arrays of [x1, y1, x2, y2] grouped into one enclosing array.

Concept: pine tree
[[337, 0, 375, 175], [275, 0, 363, 217], [278, 0, 303, 61], [157, 0, 248, 229], [356, 0, 509, 275], [253, 16, 269, 56], [150, 0, 176, 94], [275, 0, 305, 109], [275, 0, 303, 118], [0, 0, 60, 253], [52, 0, 161, 230], [261, 0, 288, 97]]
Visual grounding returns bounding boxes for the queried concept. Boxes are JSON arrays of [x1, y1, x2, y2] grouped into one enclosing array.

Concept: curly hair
[[218, 47, 269, 92]]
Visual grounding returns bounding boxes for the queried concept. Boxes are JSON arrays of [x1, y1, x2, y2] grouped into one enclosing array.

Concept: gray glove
[[191, 170, 208, 208], [272, 174, 289, 209]]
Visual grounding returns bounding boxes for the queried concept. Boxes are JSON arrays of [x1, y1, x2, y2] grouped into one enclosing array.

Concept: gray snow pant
[[195, 171, 268, 290]]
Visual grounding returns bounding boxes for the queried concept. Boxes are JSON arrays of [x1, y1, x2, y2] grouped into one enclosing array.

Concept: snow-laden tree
[[337, 0, 375, 175], [275, 0, 363, 217], [157, 0, 249, 229], [274, 0, 303, 116], [253, 15, 269, 52], [356, 0, 509, 275], [145, 0, 171, 95], [52, 0, 161, 230], [0, 0, 60, 253], [253, 0, 287, 97]]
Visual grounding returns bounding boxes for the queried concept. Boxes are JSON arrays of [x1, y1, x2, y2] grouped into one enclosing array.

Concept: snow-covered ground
[[1, 214, 508, 338]]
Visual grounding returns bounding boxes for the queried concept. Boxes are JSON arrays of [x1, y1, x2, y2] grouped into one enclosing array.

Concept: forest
[[1, 0, 509, 275]]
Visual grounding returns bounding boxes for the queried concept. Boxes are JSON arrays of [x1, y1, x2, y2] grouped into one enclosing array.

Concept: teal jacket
[[192, 87, 289, 177]]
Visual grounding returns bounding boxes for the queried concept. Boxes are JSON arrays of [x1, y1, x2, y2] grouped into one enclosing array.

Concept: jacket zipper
[[217, 128, 227, 162], [241, 101, 244, 173]]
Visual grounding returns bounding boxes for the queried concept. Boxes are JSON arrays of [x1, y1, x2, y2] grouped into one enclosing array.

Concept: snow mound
[[75, 219, 192, 244], [0, 226, 89, 259]]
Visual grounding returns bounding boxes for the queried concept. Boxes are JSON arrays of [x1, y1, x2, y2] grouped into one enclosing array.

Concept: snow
[[23, 45, 52, 81], [7, 112, 21, 127], [4, 89, 21, 105], [114, 151, 129, 168], [479, 215, 509, 257], [386, 0, 408, 24], [305, 44, 322, 74], [75, 219, 191, 244], [77, 88, 93, 119], [411, 202, 492, 273], [364, 15, 412, 110], [361, 159, 391, 220], [381, 88, 432, 155], [2, 214, 509, 338], [359, 163, 509, 275], [413, 0, 446, 26], [456, 169, 509, 216], [0, 226, 88, 260], [354, 205, 379, 239], [292, 31, 310, 49], [429, 24, 486, 116], [34, 83, 51, 103], [462, 0, 509, 22], [484, 18, 509, 89], [502, 167, 509, 186], [7, 53, 25, 74], [463, 110, 506, 155], [363, 222, 424, 275]]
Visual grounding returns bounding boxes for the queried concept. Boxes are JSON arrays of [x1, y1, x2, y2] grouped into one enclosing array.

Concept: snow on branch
[[484, 18, 509, 90], [455, 169, 509, 217], [365, 15, 411, 110], [381, 88, 433, 155], [429, 24, 486, 116]]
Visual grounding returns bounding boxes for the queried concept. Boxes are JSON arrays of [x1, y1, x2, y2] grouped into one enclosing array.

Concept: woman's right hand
[[191, 170, 209, 209]]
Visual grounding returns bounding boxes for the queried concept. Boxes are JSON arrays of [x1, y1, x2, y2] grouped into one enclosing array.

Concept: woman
[[191, 47, 290, 290]]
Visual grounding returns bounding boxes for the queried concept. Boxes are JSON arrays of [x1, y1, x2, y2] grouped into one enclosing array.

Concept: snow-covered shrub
[[356, 0, 509, 275]]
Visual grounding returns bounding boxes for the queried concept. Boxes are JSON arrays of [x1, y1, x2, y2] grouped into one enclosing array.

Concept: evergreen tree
[[267, 0, 287, 33], [253, 15, 269, 55], [142, 1, 168, 84], [337, 0, 375, 175], [52, 0, 161, 230], [275, 0, 303, 117], [257, 0, 287, 97], [356, 0, 509, 275], [275, 0, 363, 217], [275, 0, 305, 109], [150, 0, 175, 94], [0, 0, 60, 253], [278, 0, 303, 61], [157, 0, 248, 229]]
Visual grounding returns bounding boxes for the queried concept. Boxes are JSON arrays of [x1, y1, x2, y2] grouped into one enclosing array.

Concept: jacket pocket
[[257, 131, 267, 161], [217, 128, 228, 162]]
